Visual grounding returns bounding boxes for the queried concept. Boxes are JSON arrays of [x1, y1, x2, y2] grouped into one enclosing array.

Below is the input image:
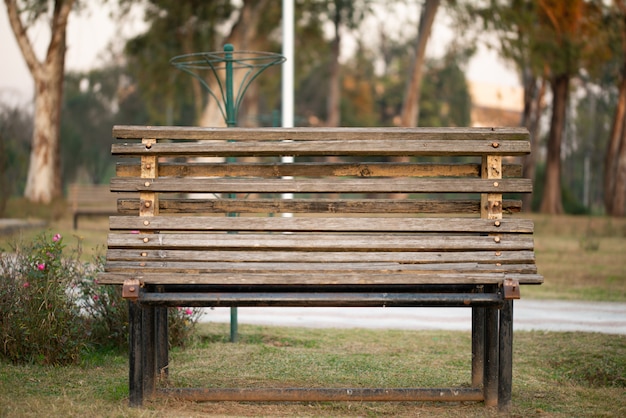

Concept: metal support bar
[[156, 306, 169, 382], [128, 301, 144, 407], [498, 300, 514, 411], [471, 307, 485, 387], [143, 305, 157, 398], [483, 307, 499, 407], [138, 292, 505, 308], [159, 387, 484, 403]]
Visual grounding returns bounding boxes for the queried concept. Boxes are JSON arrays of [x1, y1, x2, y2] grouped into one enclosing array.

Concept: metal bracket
[[503, 279, 520, 300], [122, 279, 141, 300]]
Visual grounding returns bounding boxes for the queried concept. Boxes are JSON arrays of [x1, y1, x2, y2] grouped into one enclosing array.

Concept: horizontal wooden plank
[[113, 125, 529, 141], [117, 198, 523, 214], [110, 177, 532, 194], [112, 139, 530, 157], [106, 249, 537, 264], [109, 216, 534, 233], [107, 233, 535, 251], [104, 261, 537, 275], [97, 271, 544, 286], [116, 162, 524, 178]]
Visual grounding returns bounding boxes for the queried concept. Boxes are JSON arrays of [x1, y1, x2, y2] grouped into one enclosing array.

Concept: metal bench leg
[[128, 301, 144, 407], [156, 306, 169, 382], [498, 300, 513, 411], [471, 307, 485, 387], [483, 306, 499, 407], [143, 305, 157, 399]]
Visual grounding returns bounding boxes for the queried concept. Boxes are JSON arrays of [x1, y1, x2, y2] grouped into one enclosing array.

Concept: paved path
[[0, 218, 47, 235], [201, 299, 626, 335]]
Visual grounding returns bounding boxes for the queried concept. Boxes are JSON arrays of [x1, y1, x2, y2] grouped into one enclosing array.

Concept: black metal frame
[[127, 284, 514, 411]]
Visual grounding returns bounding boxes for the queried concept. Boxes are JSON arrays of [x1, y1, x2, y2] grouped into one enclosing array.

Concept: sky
[[0, 2, 520, 108]]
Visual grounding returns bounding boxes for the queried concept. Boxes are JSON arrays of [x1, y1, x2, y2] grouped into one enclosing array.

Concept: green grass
[[1, 323, 625, 417]]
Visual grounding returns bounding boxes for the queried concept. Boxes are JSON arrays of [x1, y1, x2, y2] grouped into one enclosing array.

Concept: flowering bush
[[0, 232, 86, 365], [0, 232, 203, 365]]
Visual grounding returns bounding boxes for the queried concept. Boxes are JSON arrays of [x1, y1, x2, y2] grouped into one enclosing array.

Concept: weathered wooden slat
[[110, 177, 533, 194], [106, 249, 537, 264], [105, 261, 538, 275], [117, 198, 523, 214], [97, 271, 544, 286], [109, 216, 534, 233], [107, 233, 535, 251], [113, 125, 529, 141], [115, 162, 524, 179], [112, 139, 530, 157]]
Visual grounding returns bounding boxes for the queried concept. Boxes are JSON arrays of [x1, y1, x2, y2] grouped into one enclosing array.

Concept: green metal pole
[[224, 44, 236, 128], [224, 44, 238, 342]]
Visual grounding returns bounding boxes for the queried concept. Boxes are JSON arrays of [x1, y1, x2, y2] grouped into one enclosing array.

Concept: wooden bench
[[98, 125, 542, 410], [68, 184, 119, 229]]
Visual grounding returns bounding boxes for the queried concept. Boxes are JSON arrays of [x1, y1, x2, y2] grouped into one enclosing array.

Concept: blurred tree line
[[1, 0, 625, 216]]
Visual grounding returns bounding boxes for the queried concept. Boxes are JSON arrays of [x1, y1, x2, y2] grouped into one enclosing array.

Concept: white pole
[[282, 0, 295, 128], [282, 0, 295, 215]]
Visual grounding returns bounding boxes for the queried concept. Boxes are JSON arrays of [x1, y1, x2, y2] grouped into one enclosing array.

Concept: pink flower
[[53, 233, 61, 242], [37, 263, 45, 271], [93, 294, 100, 301], [23, 282, 30, 288], [184, 308, 193, 316]]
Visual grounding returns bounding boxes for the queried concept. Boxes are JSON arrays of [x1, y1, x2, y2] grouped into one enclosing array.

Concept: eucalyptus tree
[[400, 0, 441, 127], [605, 0, 626, 216], [4, 0, 76, 203]]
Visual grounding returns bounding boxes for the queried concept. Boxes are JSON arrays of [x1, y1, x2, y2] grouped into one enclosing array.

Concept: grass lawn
[[0, 323, 624, 417]]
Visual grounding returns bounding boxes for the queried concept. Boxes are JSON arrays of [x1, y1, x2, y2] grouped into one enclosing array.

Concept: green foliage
[[0, 232, 87, 365], [124, 0, 234, 125], [0, 103, 31, 209], [0, 232, 203, 364], [419, 54, 472, 127]]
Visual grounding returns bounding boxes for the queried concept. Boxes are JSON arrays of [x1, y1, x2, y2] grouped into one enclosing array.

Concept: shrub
[[0, 232, 203, 365], [0, 232, 87, 365]]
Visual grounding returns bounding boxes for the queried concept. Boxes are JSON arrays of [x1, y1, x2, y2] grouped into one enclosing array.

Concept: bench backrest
[[104, 126, 541, 287]]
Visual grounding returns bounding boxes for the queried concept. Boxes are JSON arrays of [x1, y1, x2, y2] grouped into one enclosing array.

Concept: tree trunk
[[611, 122, 626, 216], [5, 0, 75, 204], [326, 6, 342, 127], [400, 0, 440, 127], [604, 59, 626, 214], [539, 74, 569, 214], [521, 72, 546, 212]]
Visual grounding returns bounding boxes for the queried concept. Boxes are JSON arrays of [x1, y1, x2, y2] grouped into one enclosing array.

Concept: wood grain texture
[[110, 177, 533, 194], [113, 125, 529, 141], [116, 162, 524, 178], [106, 233, 535, 251], [102, 125, 542, 291], [112, 139, 530, 157], [117, 198, 523, 214], [97, 271, 544, 286], [105, 249, 537, 264], [108, 216, 534, 233]]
